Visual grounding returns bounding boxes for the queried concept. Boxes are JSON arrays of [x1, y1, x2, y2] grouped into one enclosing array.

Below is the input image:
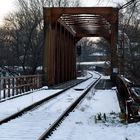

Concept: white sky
[[0, 0, 15, 25], [81, 0, 124, 7], [0, 0, 125, 25]]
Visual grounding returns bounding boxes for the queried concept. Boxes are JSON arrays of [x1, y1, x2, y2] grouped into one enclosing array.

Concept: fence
[[0, 75, 42, 100], [116, 75, 140, 122]]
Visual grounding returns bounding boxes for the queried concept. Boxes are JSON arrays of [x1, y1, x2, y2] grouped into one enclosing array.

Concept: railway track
[[38, 73, 101, 140], [0, 72, 101, 140], [0, 73, 92, 125]]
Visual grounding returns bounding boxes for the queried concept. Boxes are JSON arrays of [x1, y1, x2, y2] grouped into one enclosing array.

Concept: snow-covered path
[[0, 71, 100, 140], [0, 71, 99, 121], [2, 72, 139, 140], [0, 88, 62, 120], [48, 77, 140, 140]]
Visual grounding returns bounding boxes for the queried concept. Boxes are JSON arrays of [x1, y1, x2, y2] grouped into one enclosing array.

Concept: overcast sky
[[0, 0, 125, 25], [82, 0, 124, 7]]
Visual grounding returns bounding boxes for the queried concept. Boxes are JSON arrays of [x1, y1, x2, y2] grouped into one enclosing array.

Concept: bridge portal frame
[[43, 7, 118, 86]]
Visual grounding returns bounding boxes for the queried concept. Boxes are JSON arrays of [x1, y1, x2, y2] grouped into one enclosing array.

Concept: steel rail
[[38, 73, 101, 140], [0, 74, 92, 125]]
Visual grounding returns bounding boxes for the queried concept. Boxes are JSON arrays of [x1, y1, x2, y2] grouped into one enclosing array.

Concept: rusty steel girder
[[43, 7, 118, 86]]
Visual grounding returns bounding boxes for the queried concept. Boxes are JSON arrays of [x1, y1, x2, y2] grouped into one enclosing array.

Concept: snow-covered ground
[[1, 72, 140, 140], [0, 71, 100, 140], [0, 71, 98, 121], [48, 76, 140, 140], [0, 88, 62, 120]]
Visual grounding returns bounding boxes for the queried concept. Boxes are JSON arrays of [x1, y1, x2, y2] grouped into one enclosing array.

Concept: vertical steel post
[[62, 26, 65, 82], [110, 9, 119, 82], [56, 23, 61, 84], [43, 9, 57, 86], [70, 34, 73, 80], [73, 36, 76, 79], [67, 31, 70, 81], [63, 28, 67, 81]]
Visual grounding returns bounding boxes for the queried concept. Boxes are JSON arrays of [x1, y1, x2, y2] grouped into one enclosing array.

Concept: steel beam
[[44, 7, 116, 17], [43, 7, 119, 86], [110, 9, 119, 75]]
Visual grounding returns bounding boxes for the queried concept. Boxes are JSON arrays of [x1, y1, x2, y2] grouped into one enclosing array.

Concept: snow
[[89, 52, 106, 56], [0, 72, 140, 140], [100, 75, 110, 80], [79, 61, 106, 65], [48, 76, 140, 140], [77, 70, 92, 79], [0, 88, 62, 120], [89, 90, 120, 113], [0, 71, 99, 140], [0, 89, 84, 139], [75, 71, 100, 90]]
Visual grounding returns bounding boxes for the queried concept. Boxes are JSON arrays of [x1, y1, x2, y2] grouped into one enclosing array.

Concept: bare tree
[[3, 0, 45, 74], [3, 0, 81, 75], [118, 0, 140, 82], [47, 0, 80, 7]]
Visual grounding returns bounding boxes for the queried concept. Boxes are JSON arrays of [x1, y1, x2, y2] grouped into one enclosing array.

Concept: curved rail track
[[0, 73, 93, 125], [0, 72, 101, 140], [38, 73, 101, 140]]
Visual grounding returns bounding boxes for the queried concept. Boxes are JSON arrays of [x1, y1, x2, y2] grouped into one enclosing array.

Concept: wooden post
[[8, 79, 10, 97], [12, 78, 14, 96], [0, 79, 1, 100], [3, 79, 6, 98]]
